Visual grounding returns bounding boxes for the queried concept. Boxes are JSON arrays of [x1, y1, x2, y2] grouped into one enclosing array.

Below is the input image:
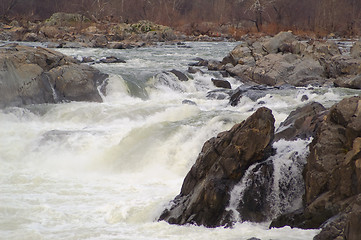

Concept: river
[[1, 41, 358, 239]]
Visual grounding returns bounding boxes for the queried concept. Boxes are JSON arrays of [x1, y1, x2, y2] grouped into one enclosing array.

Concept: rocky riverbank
[[0, 12, 231, 49]]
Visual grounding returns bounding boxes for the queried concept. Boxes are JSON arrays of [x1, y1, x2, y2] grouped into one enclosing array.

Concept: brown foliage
[[1, 0, 361, 37]]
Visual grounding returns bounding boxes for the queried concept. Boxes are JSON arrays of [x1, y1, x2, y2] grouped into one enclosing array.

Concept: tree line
[[1, 0, 360, 36]]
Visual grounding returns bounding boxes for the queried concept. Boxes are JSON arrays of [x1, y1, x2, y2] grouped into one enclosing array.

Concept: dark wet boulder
[[274, 102, 327, 142], [0, 44, 108, 108], [182, 99, 197, 105], [211, 78, 231, 89], [170, 69, 188, 81], [271, 96, 361, 239], [159, 107, 275, 227]]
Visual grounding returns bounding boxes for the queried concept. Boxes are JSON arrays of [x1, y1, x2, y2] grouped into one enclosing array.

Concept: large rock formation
[[271, 96, 361, 240], [219, 31, 361, 90], [159, 107, 275, 227], [0, 44, 108, 108]]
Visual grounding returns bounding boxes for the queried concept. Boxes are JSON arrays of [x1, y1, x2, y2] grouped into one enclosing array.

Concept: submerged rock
[[159, 107, 275, 227], [0, 44, 108, 108]]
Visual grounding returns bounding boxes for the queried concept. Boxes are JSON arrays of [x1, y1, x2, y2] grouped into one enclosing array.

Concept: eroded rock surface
[[159, 107, 275, 227], [271, 96, 361, 240], [0, 44, 108, 108]]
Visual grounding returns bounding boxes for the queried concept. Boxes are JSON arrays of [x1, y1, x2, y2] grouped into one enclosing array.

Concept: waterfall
[[226, 139, 311, 223]]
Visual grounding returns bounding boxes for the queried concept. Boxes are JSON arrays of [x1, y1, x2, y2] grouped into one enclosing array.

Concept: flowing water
[[1, 41, 360, 240]]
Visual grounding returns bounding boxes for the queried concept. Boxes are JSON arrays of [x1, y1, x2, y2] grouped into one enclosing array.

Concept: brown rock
[[274, 102, 327, 141], [159, 107, 275, 227], [271, 96, 361, 239]]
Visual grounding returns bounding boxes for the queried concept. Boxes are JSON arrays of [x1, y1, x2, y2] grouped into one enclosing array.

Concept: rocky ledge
[[186, 32, 361, 103], [159, 97, 361, 240], [0, 44, 108, 108]]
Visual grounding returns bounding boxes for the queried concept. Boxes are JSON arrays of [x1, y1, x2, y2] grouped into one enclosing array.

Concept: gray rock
[[262, 31, 297, 54], [274, 102, 326, 142], [0, 44, 108, 108]]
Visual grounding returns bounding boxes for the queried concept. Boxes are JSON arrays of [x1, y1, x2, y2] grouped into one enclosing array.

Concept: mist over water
[[1, 42, 357, 239]]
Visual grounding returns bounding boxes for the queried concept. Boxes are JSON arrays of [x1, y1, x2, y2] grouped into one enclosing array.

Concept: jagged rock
[[0, 44, 108, 108], [271, 96, 361, 239], [211, 79, 231, 89], [274, 102, 327, 142], [159, 107, 275, 227]]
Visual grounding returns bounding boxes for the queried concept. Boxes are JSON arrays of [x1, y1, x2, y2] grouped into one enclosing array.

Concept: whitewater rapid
[[1, 41, 358, 240]]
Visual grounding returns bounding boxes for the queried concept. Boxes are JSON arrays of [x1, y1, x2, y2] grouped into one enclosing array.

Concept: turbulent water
[[1, 41, 359, 240]]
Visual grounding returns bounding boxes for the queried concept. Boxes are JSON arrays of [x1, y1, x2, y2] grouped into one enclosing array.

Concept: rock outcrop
[[0, 44, 108, 108], [159, 107, 275, 227], [271, 96, 361, 240], [274, 102, 327, 141], [216, 31, 361, 90], [0, 14, 182, 49]]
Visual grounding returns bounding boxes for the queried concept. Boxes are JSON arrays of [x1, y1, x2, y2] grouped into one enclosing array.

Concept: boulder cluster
[[0, 12, 226, 49], [0, 44, 108, 108], [188, 32, 361, 102]]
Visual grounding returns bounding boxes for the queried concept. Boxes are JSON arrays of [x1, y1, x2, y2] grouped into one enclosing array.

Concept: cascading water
[[1, 41, 358, 240], [226, 139, 311, 224]]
